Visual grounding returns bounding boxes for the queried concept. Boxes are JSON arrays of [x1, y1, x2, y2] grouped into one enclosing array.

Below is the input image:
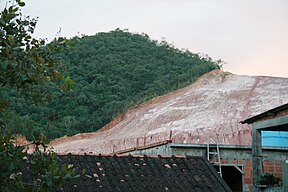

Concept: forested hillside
[[1, 29, 220, 139]]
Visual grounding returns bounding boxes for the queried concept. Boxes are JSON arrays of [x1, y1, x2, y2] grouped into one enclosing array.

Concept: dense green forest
[[1, 29, 220, 139]]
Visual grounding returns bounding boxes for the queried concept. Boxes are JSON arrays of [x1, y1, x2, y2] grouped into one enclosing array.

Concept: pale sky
[[2, 0, 288, 77]]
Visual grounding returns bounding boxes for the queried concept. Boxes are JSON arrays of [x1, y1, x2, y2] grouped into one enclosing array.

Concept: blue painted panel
[[262, 131, 288, 147]]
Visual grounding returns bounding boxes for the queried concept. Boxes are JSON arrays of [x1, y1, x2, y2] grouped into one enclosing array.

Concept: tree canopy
[[0, 1, 77, 191], [1, 28, 221, 139]]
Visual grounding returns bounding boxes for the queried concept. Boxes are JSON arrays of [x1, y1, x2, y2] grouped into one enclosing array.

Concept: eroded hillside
[[50, 70, 288, 154]]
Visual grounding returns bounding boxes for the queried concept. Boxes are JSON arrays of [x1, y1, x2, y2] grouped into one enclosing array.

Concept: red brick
[[244, 170, 252, 178], [276, 166, 282, 172], [263, 160, 274, 167], [275, 172, 282, 177], [244, 178, 252, 184], [237, 159, 244, 164], [245, 161, 252, 166], [244, 165, 252, 172], [263, 167, 274, 173], [275, 160, 282, 165]]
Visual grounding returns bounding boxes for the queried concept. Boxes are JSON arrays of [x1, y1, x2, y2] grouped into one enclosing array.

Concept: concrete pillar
[[252, 127, 262, 192]]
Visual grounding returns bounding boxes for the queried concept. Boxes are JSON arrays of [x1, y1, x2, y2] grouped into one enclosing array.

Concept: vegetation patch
[[1, 29, 221, 139]]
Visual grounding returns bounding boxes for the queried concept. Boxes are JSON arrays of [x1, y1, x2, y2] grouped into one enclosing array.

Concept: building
[[49, 71, 288, 191], [115, 103, 288, 192], [117, 141, 288, 192], [241, 103, 288, 192]]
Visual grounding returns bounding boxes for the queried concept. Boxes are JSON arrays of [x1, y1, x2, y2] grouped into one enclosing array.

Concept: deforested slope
[[50, 70, 288, 154]]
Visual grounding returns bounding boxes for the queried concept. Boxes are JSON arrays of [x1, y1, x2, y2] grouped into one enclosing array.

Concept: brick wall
[[210, 158, 284, 192]]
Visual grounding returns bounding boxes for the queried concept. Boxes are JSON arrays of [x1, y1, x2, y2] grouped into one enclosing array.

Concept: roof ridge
[[57, 152, 203, 159], [114, 140, 172, 154]]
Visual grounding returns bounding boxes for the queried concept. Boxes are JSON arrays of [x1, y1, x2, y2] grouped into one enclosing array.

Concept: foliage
[[0, 135, 78, 192], [2, 28, 221, 139], [0, 0, 221, 188], [0, 0, 77, 191], [0, 0, 65, 96]]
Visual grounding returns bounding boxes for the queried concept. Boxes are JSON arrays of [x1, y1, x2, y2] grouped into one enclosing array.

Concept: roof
[[56, 154, 231, 192], [241, 103, 288, 124]]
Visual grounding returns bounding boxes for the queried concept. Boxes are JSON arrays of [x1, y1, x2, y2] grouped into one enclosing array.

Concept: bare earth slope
[[50, 70, 288, 154]]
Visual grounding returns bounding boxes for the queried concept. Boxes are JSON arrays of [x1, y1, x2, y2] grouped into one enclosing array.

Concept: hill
[[1, 29, 220, 139], [49, 70, 288, 154]]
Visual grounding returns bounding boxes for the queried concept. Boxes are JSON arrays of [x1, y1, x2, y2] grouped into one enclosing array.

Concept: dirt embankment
[[49, 70, 288, 155]]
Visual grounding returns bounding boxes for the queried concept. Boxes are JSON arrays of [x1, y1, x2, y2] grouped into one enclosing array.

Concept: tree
[[0, 0, 76, 191]]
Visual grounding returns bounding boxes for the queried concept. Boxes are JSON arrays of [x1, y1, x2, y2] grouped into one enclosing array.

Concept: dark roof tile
[[32, 154, 232, 192]]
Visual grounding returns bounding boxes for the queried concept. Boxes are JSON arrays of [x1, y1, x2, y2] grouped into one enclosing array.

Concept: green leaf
[[8, 36, 15, 45], [8, 162, 15, 171], [46, 179, 53, 187], [63, 173, 72, 179], [29, 160, 36, 165], [0, 18, 5, 26], [0, 100, 10, 112], [73, 174, 80, 178], [53, 175, 60, 179], [61, 76, 75, 91], [18, 1, 26, 7]]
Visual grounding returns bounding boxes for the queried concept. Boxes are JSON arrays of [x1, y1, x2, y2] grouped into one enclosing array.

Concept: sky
[[1, 0, 288, 77]]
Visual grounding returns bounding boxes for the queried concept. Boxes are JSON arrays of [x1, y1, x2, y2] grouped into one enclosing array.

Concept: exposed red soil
[[49, 70, 288, 155]]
